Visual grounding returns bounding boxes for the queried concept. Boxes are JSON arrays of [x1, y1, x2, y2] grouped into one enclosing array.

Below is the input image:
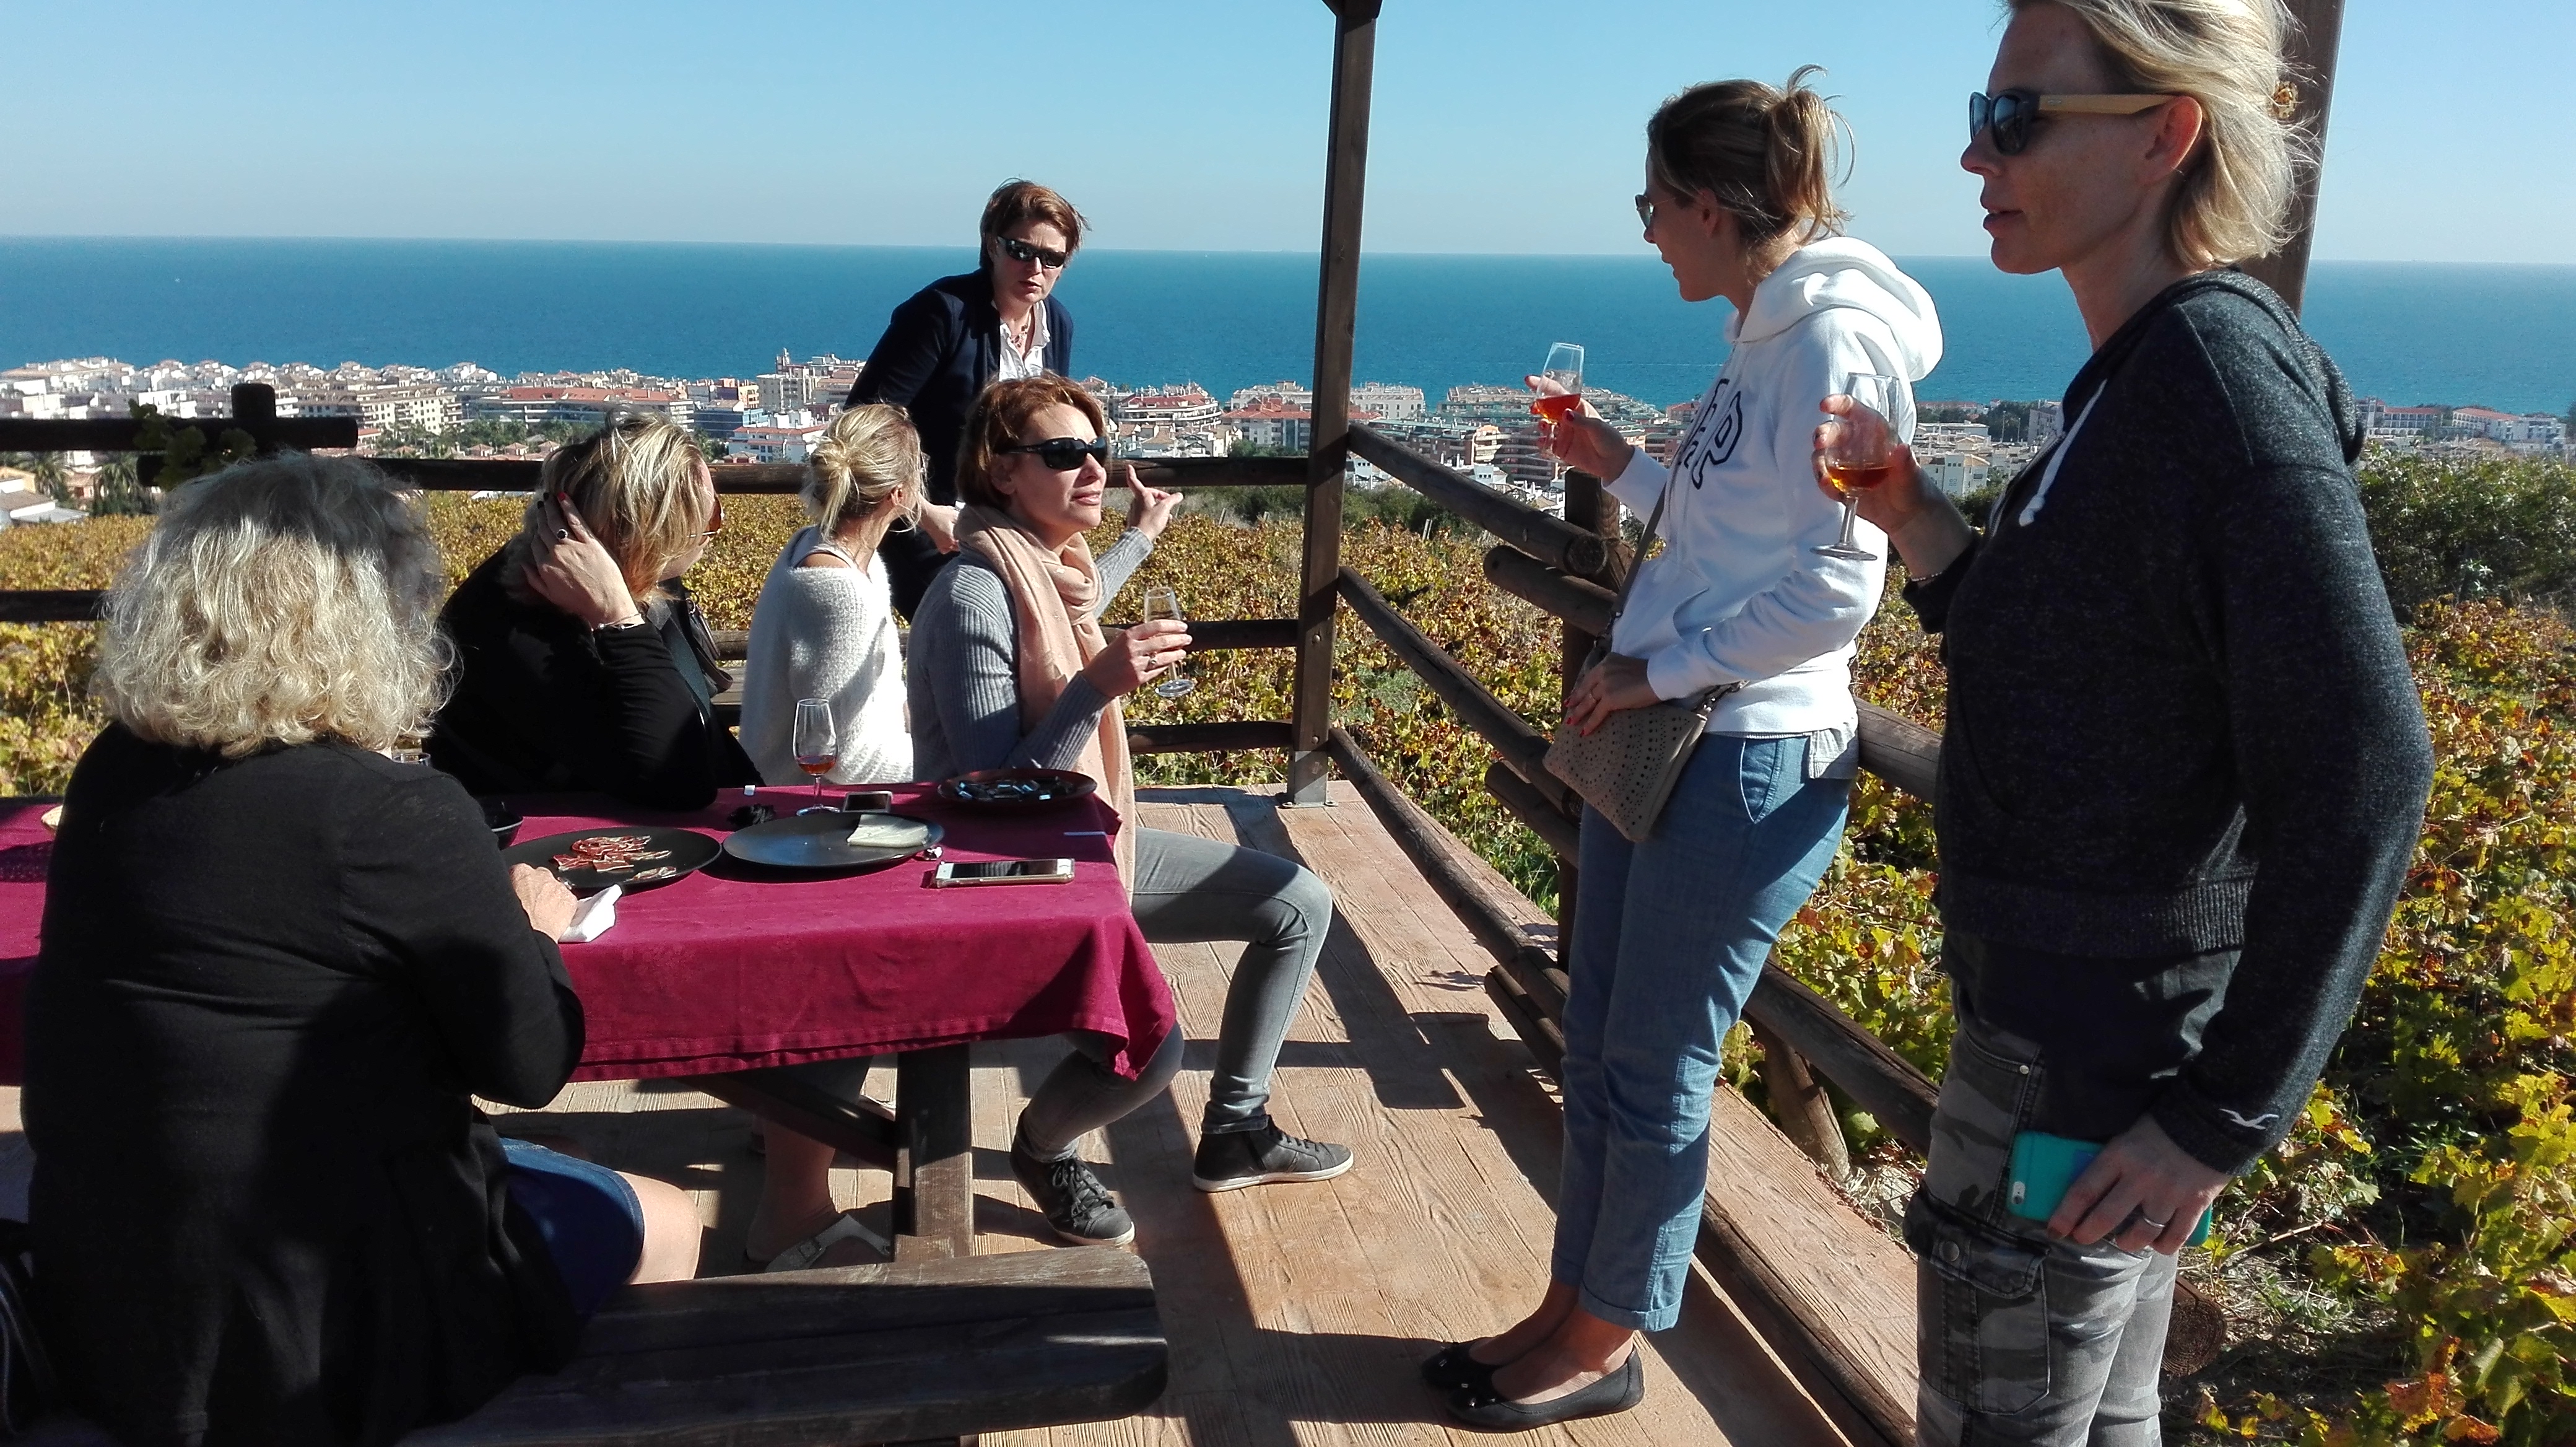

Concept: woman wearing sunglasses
[[907, 375, 1352, 1249], [1821, 2, 2430, 1441], [848, 178, 1086, 619], [432, 411, 758, 808]]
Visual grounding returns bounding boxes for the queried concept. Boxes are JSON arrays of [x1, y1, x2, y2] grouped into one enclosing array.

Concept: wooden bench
[[22, 1247, 1165, 1447]]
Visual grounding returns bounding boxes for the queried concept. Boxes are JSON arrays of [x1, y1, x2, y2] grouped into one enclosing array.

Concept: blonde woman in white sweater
[[741, 404, 943, 790], [737, 403, 949, 1269]]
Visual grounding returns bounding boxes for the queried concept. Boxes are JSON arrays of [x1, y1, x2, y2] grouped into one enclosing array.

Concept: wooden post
[[1554, 468, 1608, 955], [893, 1044, 975, 1261], [1287, 0, 1380, 805], [2235, 0, 2346, 314], [1749, 1018, 1851, 1180], [229, 382, 279, 452]]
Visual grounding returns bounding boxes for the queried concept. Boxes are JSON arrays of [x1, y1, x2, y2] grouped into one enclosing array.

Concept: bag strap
[[1601, 485, 1671, 628]]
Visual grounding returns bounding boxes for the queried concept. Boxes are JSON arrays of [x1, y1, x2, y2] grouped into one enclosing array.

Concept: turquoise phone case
[[2006, 1131, 2212, 1248]]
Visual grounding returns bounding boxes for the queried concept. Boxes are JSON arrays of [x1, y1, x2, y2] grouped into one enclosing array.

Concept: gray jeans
[[1910, 1008, 2178, 1446], [1015, 824, 1333, 1159]]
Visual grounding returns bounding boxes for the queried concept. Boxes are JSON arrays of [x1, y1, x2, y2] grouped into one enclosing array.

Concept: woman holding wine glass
[[1427, 71, 1943, 1430], [908, 375, 1352, 1250], [1823, 2, 2429, 1438]]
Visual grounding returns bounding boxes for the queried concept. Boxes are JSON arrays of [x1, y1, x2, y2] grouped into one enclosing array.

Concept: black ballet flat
[[1420, 1341, 1501, 1394], [1444, 1349, 1644, 1432]]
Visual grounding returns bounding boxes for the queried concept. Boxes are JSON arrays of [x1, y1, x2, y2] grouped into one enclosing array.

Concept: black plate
[[720, 811, 944, 872], [503, 827, 720, 893], [937, 767, 1098, 815]]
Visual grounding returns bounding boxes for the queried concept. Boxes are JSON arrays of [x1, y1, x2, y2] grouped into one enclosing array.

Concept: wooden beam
[[1742, 965, 1939, 1156], [1334, 566, 1573, 813], [1347, 424, 1610, 577], [1289, 0, 1378, 806], [1483, 759, 1581, 859], [1856, 699, 1941, 802], [1123, 720, 1294, 756], [1099, 616, 1299, 653], [1747, 1018, 1852, 1179], [0, 590, 103, 623], [1482, 543, 1616, 638], [2235, 0, 2346, 314], [892, 1044, 974, 1260]]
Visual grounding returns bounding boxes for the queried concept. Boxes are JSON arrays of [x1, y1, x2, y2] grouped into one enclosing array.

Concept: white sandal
[[759, 1212, 890, 1273]]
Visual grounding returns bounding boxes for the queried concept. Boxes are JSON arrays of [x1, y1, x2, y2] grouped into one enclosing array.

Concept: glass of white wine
[[791, 697, 838, 813], [1140, 587, 1194, 699]]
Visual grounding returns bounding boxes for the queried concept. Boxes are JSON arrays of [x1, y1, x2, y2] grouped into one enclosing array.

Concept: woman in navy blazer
[[850, 178, 1082, 617]]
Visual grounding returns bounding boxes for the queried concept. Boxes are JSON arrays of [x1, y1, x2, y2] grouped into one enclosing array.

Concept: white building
[[1230, 380, 1312, 411], [1224, 402, 1312, 453], [281, 382, 462, 433], [1918, 452, 1992, 498], [1349, 382, 1425, 422], [2026, 399, 2065, 446], [728, 415, 828, 463], [466, 387, 693, 431], [1114, 385, 1221, 433]]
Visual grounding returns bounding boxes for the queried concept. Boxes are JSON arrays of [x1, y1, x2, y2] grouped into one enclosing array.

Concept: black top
[[847, 271, 1075, 507], [27, 727, 585, 1447], [429, 548, 758, 808], [1904, 271, 2434, 1174]]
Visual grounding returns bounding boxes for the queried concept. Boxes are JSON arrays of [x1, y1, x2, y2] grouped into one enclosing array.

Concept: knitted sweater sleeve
[[925, 560, 1113, 774]]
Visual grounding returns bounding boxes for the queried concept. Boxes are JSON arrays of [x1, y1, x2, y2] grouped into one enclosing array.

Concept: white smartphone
[[929, 857, 1075, 887]]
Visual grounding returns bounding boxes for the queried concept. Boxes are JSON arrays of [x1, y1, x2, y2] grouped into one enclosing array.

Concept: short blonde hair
[[1647, 69, 1850, 247], [95, 454, 448, 758], [956, 377, 1108, 511], [517, 412, 710, 600], [2018, 0, 2308, 267], [806, 404, 924, 531]]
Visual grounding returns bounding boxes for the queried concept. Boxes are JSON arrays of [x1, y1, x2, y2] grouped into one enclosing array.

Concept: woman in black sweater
[[1822, 2, 2434, 1440], [430, 413, 757, 808], [847, 178, 1084, 618], [28, 456, 700, 1447]]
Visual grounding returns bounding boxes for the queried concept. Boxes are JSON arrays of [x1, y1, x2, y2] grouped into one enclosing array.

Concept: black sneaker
[[1011, 1146, 1136, 1246], [1191, 1122, 1354, 1192]]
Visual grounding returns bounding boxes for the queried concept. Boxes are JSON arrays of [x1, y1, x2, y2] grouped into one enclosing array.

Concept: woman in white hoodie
[[1427, 71, 1942, 1430]]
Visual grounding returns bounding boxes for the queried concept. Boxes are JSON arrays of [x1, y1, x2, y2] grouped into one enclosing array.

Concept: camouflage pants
[[1908, 1011, 2178, 1446]]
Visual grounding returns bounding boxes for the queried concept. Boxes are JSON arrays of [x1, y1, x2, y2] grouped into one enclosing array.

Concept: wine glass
[[1140, 587, 1194, 699], [790, 698, 838, 813], [1532, 342, 1585, 440], [1816, 372, 1904, 563]]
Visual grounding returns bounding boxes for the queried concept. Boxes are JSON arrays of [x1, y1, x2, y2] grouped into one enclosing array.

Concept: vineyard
[[2, 457, 2573, 1442]]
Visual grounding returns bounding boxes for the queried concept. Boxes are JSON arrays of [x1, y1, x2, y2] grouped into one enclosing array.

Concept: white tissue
[[560, 885, 622, 943]]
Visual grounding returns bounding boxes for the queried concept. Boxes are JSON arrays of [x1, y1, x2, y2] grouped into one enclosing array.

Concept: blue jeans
[[1551, 733, 1850, 1331]]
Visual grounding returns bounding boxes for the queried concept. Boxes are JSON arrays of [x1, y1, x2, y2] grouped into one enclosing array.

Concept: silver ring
[[2136, 1215, 2169, 1230], [555, 528, 570, 541]]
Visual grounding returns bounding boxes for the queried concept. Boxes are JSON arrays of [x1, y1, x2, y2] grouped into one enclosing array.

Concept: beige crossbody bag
[[1542, 487, 1739, 842]]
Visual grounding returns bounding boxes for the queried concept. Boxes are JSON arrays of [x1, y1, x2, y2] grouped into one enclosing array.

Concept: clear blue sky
[[5, 1, 2568, 263]]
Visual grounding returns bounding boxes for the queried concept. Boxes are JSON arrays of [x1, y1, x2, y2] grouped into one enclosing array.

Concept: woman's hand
[[1121, 465, 1181, 541], [511, 863, 578, 942], [917, 502, 961, 555], [1812, 395, 1974, 579], [522, 494, 643, 629], [1526, 374, 1635, 481], [2047, 1114, 2231, 1256], [1561, 654, 1660, 735], [1082, 617, 1192, 699]]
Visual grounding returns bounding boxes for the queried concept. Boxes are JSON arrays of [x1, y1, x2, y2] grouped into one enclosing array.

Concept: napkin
[[560, 885, 622, 944]]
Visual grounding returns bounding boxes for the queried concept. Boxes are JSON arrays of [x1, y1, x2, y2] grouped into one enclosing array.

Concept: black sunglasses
[[1634, 192, 1657, 229], [1969, 89, 2175, 157], [1001, 436, 1110, 471], [997, 235, 1070, 270]]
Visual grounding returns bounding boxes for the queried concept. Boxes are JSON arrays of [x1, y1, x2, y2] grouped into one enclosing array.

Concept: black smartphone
[[929, 858, 1075, 887]]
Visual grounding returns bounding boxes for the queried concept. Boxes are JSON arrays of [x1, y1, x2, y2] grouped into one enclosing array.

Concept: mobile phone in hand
[[2008, 1131, 2212, 1247]]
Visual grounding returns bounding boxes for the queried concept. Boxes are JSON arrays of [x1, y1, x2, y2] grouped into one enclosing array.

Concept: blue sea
[[1, 237, 2569, 414]]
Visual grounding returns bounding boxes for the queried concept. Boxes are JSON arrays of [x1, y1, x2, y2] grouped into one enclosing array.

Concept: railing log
[[1694, 1198, 1910, 1447], [1334, 567, 1574, 815], [1483, 967, 1566, 1075], [1124, 720, 1294, 756], [1855, 700, 1941, 802], [1743, 966, 1938, 1156], [0, 590, 105, 623], [1100, 617, 1299, 653], [1482, 760, 1580, 860], [1482, 544, 1616, 639], [1747, 1018, 1852, 1179], [1346, 423, 1608, 577]]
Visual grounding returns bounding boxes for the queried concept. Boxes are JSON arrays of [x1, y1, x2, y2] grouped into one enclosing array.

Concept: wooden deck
[[0, 782, 1900, 1445]]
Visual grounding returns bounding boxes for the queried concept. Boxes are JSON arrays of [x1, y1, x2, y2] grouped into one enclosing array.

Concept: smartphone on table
[[2008, 1131, 2213, 1248], [929, 858, 1075, 887]]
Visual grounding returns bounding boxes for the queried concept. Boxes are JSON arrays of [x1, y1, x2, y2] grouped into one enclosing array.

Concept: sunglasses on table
[[1001, 436, 1111, 471], [996, 235, 1071, 270], [1969, 89, 2176, 156]]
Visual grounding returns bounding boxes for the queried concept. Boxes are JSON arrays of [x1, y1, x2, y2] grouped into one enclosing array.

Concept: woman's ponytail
[[1647, 68, 1850, 246], [803, 404, 923, 535]]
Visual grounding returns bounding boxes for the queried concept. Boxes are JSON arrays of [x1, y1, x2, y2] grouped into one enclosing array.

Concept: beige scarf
[[959, 505, 1136, 886]]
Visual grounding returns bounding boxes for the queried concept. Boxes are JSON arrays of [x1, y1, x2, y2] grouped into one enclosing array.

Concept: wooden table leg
[[892, 1043, 975, 1259], [677, 1064, 899, 1170]]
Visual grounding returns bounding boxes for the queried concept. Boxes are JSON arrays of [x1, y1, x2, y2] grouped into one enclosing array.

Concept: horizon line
[[3, 233, 2572, 270]]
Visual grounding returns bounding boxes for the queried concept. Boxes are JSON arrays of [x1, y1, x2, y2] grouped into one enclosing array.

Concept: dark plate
[[503, 827, 720, 894], [936, 767, 1098, 815], [721, 811, 944, 872]]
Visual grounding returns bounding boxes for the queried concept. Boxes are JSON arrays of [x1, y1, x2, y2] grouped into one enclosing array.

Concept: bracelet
[[592, 616, 646, 632]]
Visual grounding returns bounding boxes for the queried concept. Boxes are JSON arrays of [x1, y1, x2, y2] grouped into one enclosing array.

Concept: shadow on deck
[[491, 783, 1878, 1446]]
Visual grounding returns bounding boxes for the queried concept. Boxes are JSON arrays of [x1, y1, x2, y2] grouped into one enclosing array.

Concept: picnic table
[[0, 780, 1178, 1259]]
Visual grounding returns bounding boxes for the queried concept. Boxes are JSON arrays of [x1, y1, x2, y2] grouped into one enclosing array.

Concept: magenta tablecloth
[[0, 784, 1173, 1087]]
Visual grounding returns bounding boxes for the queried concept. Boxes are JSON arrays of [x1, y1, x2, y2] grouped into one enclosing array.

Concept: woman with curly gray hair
[[1824, 1, 2432, 1440], [27, 455, 700, 1447]]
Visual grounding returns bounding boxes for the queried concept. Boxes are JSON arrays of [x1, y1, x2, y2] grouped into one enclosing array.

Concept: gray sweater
[[907, 529, 1154, 782], [1907, 271, 2434, 1174]]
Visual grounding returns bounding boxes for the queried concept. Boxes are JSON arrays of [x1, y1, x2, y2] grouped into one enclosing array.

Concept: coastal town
[[0, 349, 2565, 525]]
